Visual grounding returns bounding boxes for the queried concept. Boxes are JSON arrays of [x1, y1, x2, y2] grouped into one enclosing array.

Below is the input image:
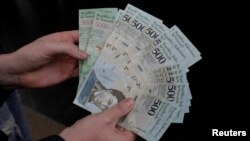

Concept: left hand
[[0, 30, 87, 88]]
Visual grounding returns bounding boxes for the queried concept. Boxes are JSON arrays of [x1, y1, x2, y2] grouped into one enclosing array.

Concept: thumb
[[105, 98, 134, 124], [49, 42, 87, 60]]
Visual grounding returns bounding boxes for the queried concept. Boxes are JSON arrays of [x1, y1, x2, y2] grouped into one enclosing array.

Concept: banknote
[[79, 8, 118, 51], [170, 25, 202, 67], [120, 94, 179, 141], [75, 4, 202, 141], [78, 9, 118, 88], [78, 8, 118, 90], [74, 68, 127, 113]]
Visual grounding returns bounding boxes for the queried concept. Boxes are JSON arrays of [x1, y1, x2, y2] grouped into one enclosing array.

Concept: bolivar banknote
[[78, 8, 118, 89], [75, 4, 202, 141], [79, 8, 118, 51]]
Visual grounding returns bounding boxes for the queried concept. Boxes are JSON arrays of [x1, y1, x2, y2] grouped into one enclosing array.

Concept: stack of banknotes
[[74, 4, 201, 141]]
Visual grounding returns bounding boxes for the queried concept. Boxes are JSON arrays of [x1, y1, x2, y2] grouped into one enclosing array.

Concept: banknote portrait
[[88, 80, 125, 111]]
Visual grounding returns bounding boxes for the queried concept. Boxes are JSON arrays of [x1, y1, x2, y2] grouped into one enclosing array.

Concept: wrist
[[0, 53, 19, 88]]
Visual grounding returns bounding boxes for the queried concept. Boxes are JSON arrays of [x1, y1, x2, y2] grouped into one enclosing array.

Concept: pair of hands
[[0, 31, 135, 141]]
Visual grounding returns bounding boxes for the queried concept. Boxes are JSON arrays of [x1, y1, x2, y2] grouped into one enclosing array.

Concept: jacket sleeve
[[0, 130, 8, 141], [0, 132, 65, 141], [0, 87, 13, 141], [0, 87, 13, 107], [1, 87, 65, 141], [38, 135, 65, 141]]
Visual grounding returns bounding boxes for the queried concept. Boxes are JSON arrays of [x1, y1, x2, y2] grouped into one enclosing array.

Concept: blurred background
[[0, 0, 249, 140]]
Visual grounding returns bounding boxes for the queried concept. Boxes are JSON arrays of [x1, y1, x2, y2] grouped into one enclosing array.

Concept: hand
[[0, 30, 87, 88], [60, 98, 136, 141]]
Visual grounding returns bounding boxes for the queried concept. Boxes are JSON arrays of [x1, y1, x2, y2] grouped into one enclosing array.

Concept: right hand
[[60, 98, 136, 141]]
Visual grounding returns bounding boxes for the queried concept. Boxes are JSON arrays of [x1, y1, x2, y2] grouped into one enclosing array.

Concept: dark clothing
[[0, 132, 64, 141], [0, 87, 64, 141], [37, 135, 64, 141], [0, 87, 11, 141], [0, 88, 12, 107], [0, 130, 8, 141]]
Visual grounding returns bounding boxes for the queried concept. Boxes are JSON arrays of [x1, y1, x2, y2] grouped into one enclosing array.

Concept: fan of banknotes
[[73, 4, 201, 141]]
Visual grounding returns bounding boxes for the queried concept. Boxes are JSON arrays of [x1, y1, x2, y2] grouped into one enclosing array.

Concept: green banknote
[[78, 8, 118, 89]]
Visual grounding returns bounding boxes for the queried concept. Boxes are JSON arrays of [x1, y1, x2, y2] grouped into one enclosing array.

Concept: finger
[[121, 129, 137, 141], [116, 126, 136, 141], [70, 60, 79, 78], [104, 98, 134, 125], [50, 42, 87, 60], [42, 30, 79, 43], [123, 130, 137, 141], [71, 67, 79, 78], [59, 30, 79, 43]]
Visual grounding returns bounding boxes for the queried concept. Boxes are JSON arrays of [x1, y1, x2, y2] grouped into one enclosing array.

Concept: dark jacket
[[0, 87, 65, 141]]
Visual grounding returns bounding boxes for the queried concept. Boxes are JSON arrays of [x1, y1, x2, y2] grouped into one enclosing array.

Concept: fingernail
[[124, 98, 134, 108]]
